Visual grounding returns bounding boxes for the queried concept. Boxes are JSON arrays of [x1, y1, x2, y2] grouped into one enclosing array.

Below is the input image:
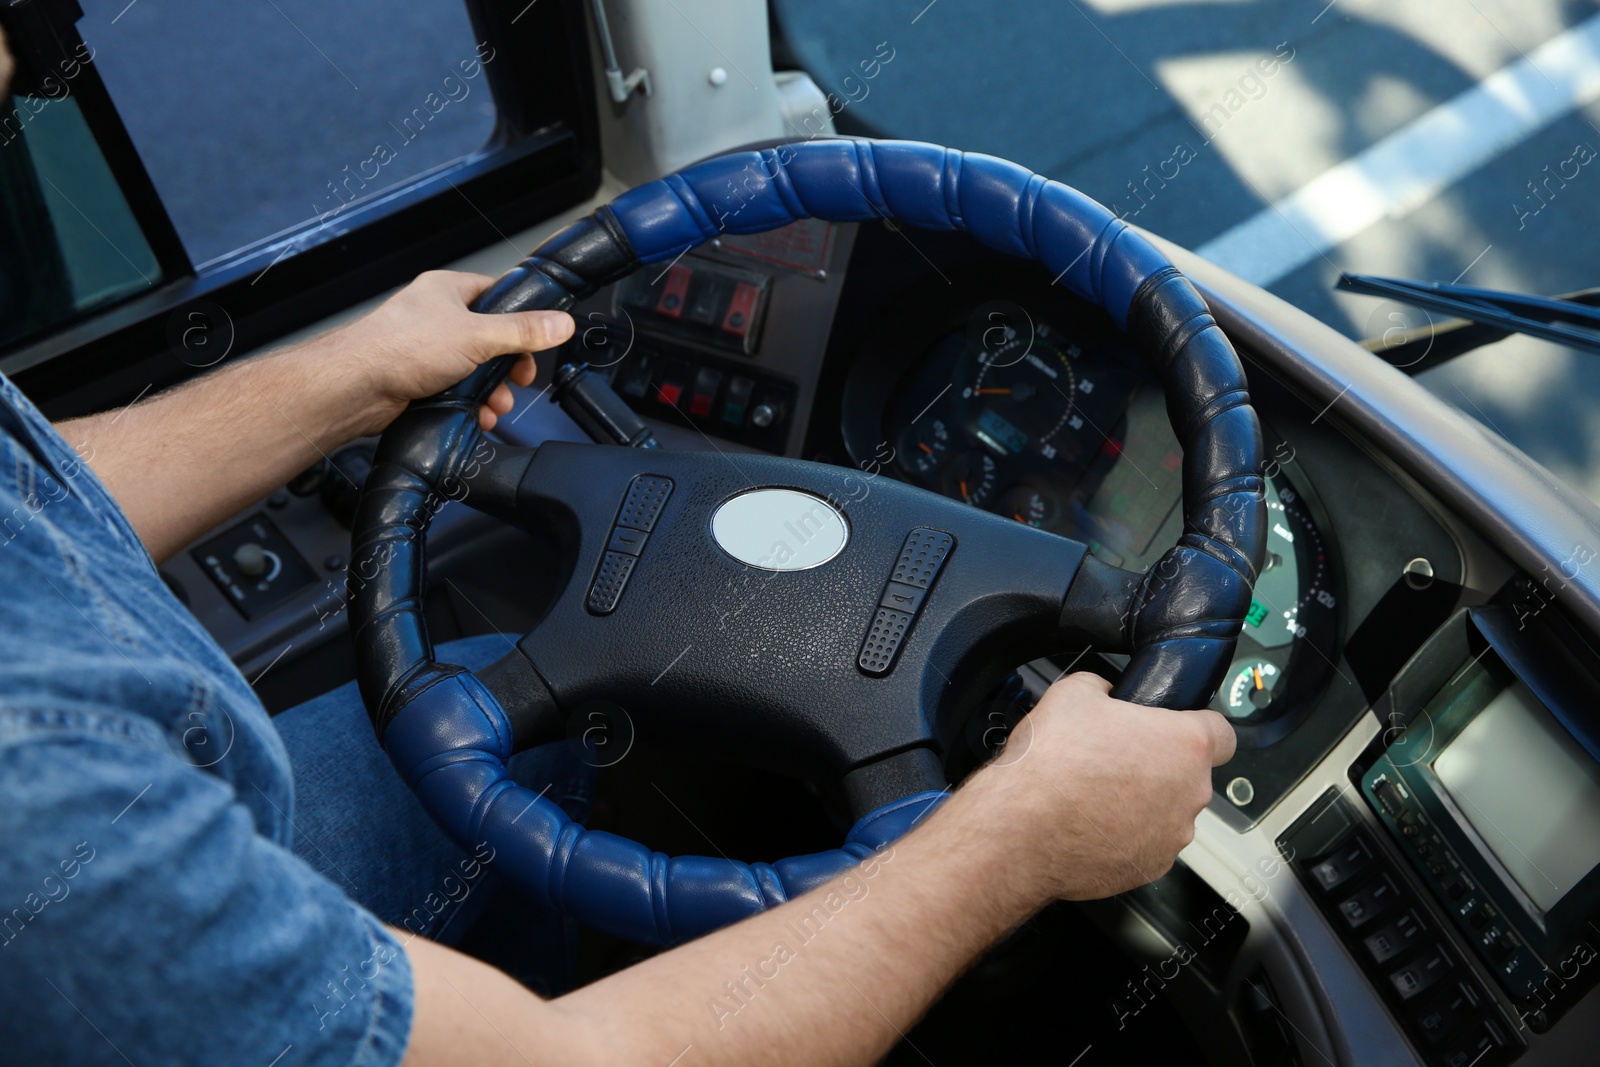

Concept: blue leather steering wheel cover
[[384, 668, 945, 945], [370, 139, 1254, 947], [605, 140, 1172, 328]]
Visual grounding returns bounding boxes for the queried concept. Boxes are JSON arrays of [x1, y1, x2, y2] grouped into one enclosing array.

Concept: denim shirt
[[0, 373, 411, 1065]]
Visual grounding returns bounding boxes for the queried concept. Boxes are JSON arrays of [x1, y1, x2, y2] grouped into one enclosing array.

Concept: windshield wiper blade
[[1338, 273, 1600, 356]]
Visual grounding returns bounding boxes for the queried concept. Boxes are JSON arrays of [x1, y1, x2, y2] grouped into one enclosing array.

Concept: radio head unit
[[1362, 601, 1600, 1021]]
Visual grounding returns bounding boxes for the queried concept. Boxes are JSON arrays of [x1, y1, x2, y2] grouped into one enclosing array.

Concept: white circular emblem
[[710, 488, 849, 572]]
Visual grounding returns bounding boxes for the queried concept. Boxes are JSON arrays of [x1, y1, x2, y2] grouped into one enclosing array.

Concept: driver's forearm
[[400, 770, 1046, 1067], [59, 334, 372, 563]]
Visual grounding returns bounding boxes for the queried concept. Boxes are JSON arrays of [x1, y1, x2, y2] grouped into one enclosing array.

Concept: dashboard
[[154, 205, 1600, 1067]]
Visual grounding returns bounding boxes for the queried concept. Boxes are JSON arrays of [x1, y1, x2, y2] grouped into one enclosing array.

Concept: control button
[[1363, 909, 1426, 966], [287, 463, 325, 496], [233, 543, 268, 578], [1441, 874, 1469, 901], [686, 276, 725, 325], [323, 553, 344, 572], [1373, 778, 1407, 819], [723, 376, 754, 425], [655, 381, 683, 408], [689, 366, 722, 418], [1389, 944, 1451, 1001], [893, 528, 954, 588], [614, 351, 655, 398], [1441, 1020, 1507, 1067], [1337, 875, 1398, 929], [608, 527, 649, 556], [722, 281, 760, 336], [268, 490, 289, 509], [750, 402, 776, 428], [1469, 904, 1493, 930], [1489, 932, 1519, 965], [587, 551, 638, 615], [878, 580, 927, 614], [859, 608, 913, 674], [615, 476, 674, 533], [1414, 982, 1480, 1045], [587, 476, 674, 615], [1309, 837, 1372, 893], [858, 529, 956, 677], [656, 263, 692, 319]]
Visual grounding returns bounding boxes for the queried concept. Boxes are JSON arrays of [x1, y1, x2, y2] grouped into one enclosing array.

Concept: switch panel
[[192, 513, 318, 621], [1278, 789, 1521, 1066]]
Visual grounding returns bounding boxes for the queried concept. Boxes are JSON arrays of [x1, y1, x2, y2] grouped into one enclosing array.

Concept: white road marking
[[1196, 12, 1600, 286]]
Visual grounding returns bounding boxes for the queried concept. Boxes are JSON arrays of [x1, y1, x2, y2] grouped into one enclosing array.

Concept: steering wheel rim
[[350, 139, 1265, 946]]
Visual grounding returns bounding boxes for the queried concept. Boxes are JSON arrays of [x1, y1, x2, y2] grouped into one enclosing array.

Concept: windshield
[[773, 0, 1600, 505]]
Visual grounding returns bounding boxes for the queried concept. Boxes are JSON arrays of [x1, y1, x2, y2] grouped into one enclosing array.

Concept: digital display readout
[[1433, 682, 1600, 912], [1245, 599, 1270, 627], [975, 408, 1030, 455]]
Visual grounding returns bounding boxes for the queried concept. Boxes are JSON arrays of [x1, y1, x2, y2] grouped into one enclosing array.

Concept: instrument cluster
[[846, 291, 1342, 729]]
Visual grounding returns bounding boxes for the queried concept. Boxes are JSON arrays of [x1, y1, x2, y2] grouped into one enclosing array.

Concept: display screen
[[1432, 682, 1600, 912]]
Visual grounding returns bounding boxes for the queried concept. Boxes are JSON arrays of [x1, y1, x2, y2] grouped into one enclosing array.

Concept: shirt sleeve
[[0, 703, 413, 1067]]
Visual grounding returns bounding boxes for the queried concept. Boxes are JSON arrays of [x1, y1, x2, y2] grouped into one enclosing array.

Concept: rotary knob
[[233, 542, 268, 578]]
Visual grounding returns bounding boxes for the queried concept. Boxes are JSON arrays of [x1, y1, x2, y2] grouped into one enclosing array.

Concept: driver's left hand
[[338, 270, 576, 435]]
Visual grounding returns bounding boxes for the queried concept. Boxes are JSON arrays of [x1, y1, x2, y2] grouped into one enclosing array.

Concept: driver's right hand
[[967, 671, 1235, 902]]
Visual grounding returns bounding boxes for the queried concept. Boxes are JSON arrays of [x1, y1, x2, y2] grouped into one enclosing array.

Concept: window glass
[[79, 0, 498, 267], [0, 83, 161, 349]]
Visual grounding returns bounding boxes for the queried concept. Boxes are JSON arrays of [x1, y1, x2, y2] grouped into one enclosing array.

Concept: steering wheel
[[351, 139, 1265, 947]]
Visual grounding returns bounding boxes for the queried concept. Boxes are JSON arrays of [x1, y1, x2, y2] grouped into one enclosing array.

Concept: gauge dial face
[[1208, 474, 1339, 724], [962, 327, 1079, 450], [1243, 479, 1332, 651], [997, 484, 1061, 528], [1225, 659, 1282, 718], [898, 417, 951, 478], [940, 451, 998, 508]]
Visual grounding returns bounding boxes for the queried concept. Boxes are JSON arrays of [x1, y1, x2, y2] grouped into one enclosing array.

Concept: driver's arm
[[399, 673, 1235, 1066], [56, 271, 574, 563]]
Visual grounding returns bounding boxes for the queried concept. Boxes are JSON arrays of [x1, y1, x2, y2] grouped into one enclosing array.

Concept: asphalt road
[[73, 0, 1600, 502], [776, 0, 1600, 502]]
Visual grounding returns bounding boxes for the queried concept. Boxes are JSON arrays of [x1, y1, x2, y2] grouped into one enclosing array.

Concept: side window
[[80, 0, 498, 268], [0, 36, 162, 349], [0, 0, 599, 390]]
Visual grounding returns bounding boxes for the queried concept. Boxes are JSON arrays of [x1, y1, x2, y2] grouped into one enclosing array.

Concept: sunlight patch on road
[[1195, 12, 1600, 287]]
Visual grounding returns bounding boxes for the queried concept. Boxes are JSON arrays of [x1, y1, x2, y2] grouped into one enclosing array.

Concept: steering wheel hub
[[709, 487, 850, 571]]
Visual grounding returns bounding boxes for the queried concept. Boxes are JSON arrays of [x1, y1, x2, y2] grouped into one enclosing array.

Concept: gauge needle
[[960, 480, 969, 502], [1252, 667, 1264, 691], [917, 442, 934, 455], [975, 388, 1011, 395]]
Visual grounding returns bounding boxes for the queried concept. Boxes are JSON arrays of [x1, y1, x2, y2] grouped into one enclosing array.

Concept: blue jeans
[[275, 634, 596, 982]]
